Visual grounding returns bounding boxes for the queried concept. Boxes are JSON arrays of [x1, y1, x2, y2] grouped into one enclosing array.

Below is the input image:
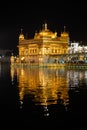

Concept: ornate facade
[[17, 23, 69, 64]]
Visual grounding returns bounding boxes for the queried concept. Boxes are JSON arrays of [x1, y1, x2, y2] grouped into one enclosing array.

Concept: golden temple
[[11, 23, 69, 66]]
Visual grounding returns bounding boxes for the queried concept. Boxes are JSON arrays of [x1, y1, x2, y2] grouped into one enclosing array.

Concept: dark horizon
[[0, 2, 87, 51]]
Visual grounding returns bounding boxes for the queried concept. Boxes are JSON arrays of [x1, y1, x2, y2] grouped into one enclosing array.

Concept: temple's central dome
[[34, 23, 57, 39]]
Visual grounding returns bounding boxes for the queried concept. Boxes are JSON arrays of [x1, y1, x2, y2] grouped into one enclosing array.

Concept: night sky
[[0, 1, 87, 53]]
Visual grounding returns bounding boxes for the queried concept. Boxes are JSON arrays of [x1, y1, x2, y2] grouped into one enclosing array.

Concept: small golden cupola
[[61, 26, 69, 37], [19, 28, 24, 41]]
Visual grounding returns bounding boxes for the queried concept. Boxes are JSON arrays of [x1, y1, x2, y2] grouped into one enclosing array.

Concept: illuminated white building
[[69, 42, 87, 54]]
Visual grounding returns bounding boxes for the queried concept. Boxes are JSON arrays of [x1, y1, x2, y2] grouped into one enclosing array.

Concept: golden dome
[[61, 26, 69, 37], [34, 23, 57, 39], [61, 32, 69, 37], [19, 28, 24, 40]]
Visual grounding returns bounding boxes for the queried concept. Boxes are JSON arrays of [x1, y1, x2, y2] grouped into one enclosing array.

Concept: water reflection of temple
[[10, 66, 69, 108]]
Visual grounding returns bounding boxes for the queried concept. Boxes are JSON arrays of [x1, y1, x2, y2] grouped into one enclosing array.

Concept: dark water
[[0, 63, 87, 129]]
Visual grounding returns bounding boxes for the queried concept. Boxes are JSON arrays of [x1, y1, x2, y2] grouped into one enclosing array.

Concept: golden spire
[[21, 28, 23, 34], [64, 26, 66, 32], [44, 23, 47, 30], [42, 23, 47, 31]]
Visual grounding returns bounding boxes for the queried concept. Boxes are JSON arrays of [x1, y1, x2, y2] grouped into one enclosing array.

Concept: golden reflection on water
[[10, 66, 69, 107]]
